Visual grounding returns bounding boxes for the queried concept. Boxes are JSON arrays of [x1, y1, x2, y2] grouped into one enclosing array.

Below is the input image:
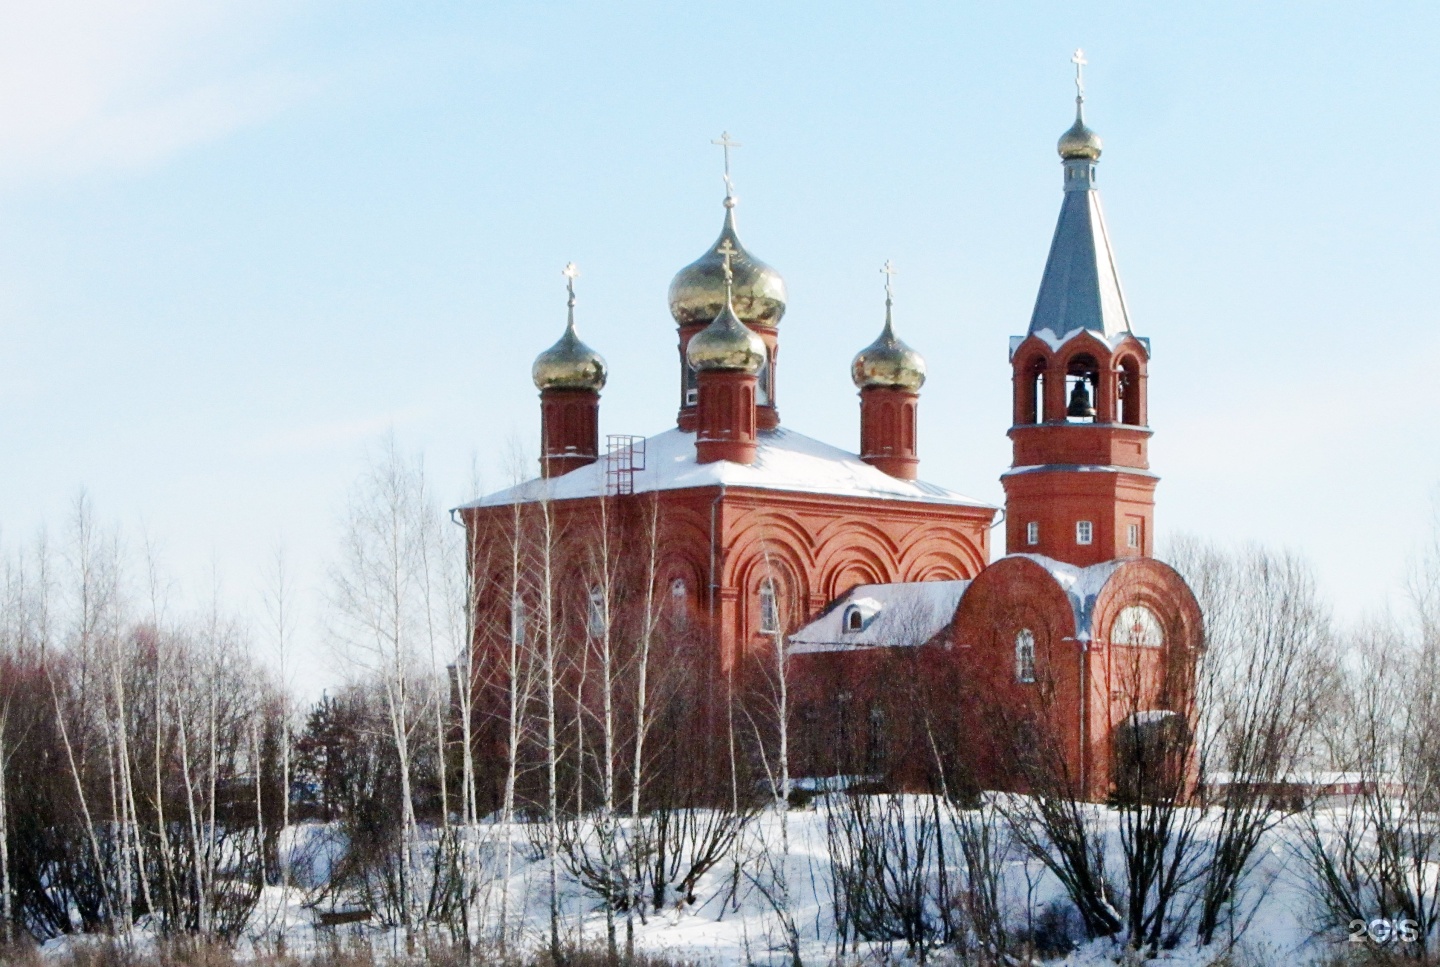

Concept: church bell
[[1067, 377, 1096, 419]]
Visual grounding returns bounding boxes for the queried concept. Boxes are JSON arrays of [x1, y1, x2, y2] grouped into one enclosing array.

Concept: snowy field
[[37, 797, 1396, 967]]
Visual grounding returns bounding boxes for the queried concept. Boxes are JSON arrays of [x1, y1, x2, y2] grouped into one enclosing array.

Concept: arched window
[[510, 594, 526, 648], [587, 585, 606, 638], [756, 351, 772, 406], [759, 578, 781, 635], [1111, 605, 1164, 648], [1015, 629, 1036, 683], [845, 606, 865, 632], [670, 577, 688, 630]]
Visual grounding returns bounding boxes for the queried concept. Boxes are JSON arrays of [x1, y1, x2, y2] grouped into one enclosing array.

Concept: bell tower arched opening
[[1118, 355, 1146, 427], [1014, 354, 1049, 425]]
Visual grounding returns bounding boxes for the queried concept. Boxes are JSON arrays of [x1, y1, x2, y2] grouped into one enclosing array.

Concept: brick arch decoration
[[897, 523, 988, 580], [814, 518, 904, 599], [729, 539, 811, 637], [725, 512, 821, 580], [1091, 557, 1204, 703]]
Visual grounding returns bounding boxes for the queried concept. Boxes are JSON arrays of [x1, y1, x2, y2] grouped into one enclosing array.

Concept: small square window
[[1127, 523, 1140, 549], [1076, 520, 1093, 546], [1026, 521, 1040, 545]]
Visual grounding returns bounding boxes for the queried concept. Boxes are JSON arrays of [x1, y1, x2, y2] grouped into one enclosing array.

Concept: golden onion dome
[[533, 321, 606, 391], [533, 276, 607, 392], [686, 296, 766, 374], [1058, 116, 1102, 161], [669, 200, 787, 329], [852, 305, 926, 392]]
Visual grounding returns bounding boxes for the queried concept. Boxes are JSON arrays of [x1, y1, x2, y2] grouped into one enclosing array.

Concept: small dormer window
[[840, 598, 882, 634]]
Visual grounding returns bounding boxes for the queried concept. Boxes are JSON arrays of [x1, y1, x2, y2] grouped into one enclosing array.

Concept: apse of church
[[456, 57, 1203, 802]]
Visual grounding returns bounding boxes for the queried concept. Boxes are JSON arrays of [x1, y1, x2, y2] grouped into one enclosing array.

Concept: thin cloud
[[0, 1, 318, 183], [246, 408, 429, 457]]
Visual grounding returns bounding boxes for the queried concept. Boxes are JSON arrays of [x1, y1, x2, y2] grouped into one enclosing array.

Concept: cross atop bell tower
[[1001, 53, 1156, 567]]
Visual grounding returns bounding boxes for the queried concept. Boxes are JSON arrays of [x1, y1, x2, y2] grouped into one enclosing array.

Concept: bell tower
[[1002, 51, 1156, 567]]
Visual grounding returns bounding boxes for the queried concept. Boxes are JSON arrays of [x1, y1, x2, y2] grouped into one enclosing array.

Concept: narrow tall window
[[1127, 522, 1140, 549], [867, 706, 887, 772], [1026, 521, 1040, 546], [670, 577, 688, 630], [587, 585, 606, 638], [1015, 629, 1036, 683], [510, 594, 526, 648], [759, 578, 780, 635], [1076, 520, 1093, 545]]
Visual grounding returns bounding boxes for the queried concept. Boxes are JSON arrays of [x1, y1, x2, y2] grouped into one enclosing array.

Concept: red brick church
[[458, 77, 1201, 803]]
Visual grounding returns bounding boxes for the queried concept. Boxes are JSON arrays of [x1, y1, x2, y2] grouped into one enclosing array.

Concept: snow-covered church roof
[[789, 580, 970, 655], [460, 427, 994, 510], [787, 554, 1125, 655]]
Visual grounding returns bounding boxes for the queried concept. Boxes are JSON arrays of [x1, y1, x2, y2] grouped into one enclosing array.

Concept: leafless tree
[[1169, 538, 1334, 947]]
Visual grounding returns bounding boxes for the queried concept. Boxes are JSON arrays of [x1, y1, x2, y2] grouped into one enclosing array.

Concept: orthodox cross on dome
[[716, 238, 737, 286], [712, 130, 742, 198], [880, 259, 897, 307], [562, 261, 579, 308], [1071, 48, 1087, 98]]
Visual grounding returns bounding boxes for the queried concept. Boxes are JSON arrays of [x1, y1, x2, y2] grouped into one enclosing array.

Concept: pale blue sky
[[2, 1, 1437, 693]]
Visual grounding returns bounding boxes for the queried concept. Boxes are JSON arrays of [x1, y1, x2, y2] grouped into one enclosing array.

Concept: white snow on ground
[[68, 799, 1384, 966]]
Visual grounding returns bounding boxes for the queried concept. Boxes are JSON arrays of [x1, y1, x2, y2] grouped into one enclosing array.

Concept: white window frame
[[1015, 629, 1036, 683], [1076, 520, 1093, 546], [1127, 522, 1140, 548], [510, 594, 526, 648], [1026, 521, 1040, 545], [759, 578, 781, 635], [670, 577, 688, 629], [587, 585, 607, 638]]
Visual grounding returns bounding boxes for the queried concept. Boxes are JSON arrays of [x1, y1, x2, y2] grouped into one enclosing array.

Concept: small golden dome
[[852, 310, 926, 392], [1058, 116, 1102, 161], [533, 274, 607, 393], [686, 297, 766, 374], [669, 202, 787, 329]]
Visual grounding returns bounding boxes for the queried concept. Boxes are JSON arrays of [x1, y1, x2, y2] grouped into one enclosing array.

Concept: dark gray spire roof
[[1027, 149, 1132, 343]]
